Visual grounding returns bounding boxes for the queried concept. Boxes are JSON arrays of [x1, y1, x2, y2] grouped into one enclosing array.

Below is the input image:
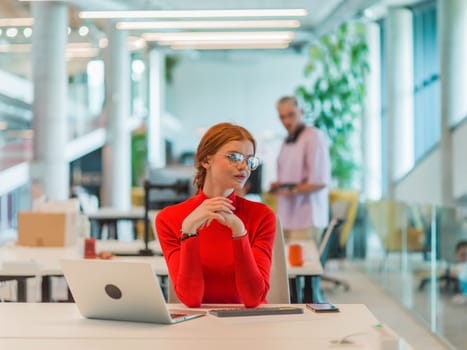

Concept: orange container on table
[[288, 243, 304, 267], [84, 238, 96, 258]]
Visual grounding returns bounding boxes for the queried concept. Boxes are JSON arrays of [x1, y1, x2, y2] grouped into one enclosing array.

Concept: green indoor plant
[[296, 22, 369, 189], [165, 54, 181, 84]]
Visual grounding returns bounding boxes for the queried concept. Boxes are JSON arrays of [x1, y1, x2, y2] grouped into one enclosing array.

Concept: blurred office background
[[1, 0, 467, 348]]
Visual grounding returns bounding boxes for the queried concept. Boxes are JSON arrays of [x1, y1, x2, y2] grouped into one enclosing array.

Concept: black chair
[[289, 212, 345, 303], [418, 265, 460, 293], [319, 200, 351, 292], [140, 179, 191, 256], [417, 208, 461, 294]]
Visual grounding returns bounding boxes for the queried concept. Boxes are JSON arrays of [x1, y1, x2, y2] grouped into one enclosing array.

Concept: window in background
[[412, 1, 440, 163], [68, 72, 90, 138], [87, 59, 105, 117], [130, 53, 148, 118]]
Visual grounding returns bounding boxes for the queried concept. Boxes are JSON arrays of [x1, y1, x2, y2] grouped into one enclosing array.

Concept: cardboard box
[[17, 199, 80, 247], [17, 212, 77, 247]]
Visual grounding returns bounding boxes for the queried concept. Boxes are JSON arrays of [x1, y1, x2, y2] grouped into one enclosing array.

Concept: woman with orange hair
[[156, 122, 275, 307]]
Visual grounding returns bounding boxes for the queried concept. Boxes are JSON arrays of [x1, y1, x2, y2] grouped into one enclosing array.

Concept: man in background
[[270, 96, 331, 242], [455, 240, 467, 263], [453, 240, 467, 304]]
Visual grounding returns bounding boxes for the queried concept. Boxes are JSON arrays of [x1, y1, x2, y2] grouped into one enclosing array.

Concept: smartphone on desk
[[306, 303, 339, 313]]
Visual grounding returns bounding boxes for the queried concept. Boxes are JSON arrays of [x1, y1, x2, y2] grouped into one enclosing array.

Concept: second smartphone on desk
[[306, 303, 339, 313]]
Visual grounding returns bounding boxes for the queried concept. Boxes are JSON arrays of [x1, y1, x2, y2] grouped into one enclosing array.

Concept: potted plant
[[296, 22, 369, 189]]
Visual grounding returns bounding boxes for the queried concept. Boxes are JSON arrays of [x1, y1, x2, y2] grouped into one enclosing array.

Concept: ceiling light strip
[[80, 9, 307, 19], [0, 43, 32, 53], [0, 43, 99, 53], [67, 42, 93, 48], [171, 42, 290, 50], [0, 18, 34, 27], [66, 49, 99, 59], [116, 20, 300, 30], [143, 31, 295, 42], [159, 39, 291, 46]]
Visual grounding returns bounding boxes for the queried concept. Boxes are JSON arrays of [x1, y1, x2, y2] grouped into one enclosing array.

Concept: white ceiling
[[0, 0, 387, 78], [0, 0, 381, 33], [0, 0, 378, 75]]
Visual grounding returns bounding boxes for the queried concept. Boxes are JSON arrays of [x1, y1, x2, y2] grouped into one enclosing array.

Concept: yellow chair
[[131, 187, 147, 240], [329, 189, 360, 249], [131, 187, 145, 207], [261, 191, 278, 212], [366, 200, 425, 253]]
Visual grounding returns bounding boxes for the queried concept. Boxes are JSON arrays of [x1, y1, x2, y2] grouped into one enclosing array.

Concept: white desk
[[0, 240, 163, 275], [287, 240, 323, 276], [0, 243, 167, 302], [0, 303, 411, 350], [0, 239, 323, 302]]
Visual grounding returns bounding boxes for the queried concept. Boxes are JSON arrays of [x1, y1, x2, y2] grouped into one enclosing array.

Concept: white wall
[[165, 50, 308, 187], [395, 119, 467, 205], [394, 149, 442, 205]]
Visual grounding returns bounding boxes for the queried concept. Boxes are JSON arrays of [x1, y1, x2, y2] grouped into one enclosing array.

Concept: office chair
[[167, 277, 181, 304], [319, 200, 351, 291], [267, 215, 290, 303], [141, 179, 191, 256], [418, 264, 460, 293], [329, 190, 360, 255], [167, 215, 290, 304], [417, 207, 461, 294], [366, 200, 425, 256]]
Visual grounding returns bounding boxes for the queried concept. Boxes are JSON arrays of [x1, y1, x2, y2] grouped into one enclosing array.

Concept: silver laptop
[[60, 259, 205, 324]]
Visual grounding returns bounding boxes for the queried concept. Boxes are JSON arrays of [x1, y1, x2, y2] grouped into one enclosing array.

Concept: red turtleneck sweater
[[155, 191, 276, 308]]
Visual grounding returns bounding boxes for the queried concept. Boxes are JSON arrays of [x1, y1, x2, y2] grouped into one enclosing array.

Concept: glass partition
[[356, 199, 467, 349]]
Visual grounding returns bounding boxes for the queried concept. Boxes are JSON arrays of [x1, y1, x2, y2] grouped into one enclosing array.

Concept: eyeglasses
[[220, 152, 260, 171]]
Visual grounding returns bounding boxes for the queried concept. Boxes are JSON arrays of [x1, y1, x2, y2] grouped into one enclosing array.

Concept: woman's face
[[203, 140, 254, 195]]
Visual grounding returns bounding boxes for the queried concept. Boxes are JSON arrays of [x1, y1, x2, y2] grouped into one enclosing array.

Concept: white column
[[385, 8, 414, 197], [148, 49, 166, 169], [362, 22, 382, 200], [438, 0, 467, 205], [31, 2, 69, 200], [101, 24, 131, 209]]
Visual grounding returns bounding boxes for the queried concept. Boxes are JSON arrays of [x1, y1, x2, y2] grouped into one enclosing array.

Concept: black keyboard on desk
[[208, 306, 303, 317]]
